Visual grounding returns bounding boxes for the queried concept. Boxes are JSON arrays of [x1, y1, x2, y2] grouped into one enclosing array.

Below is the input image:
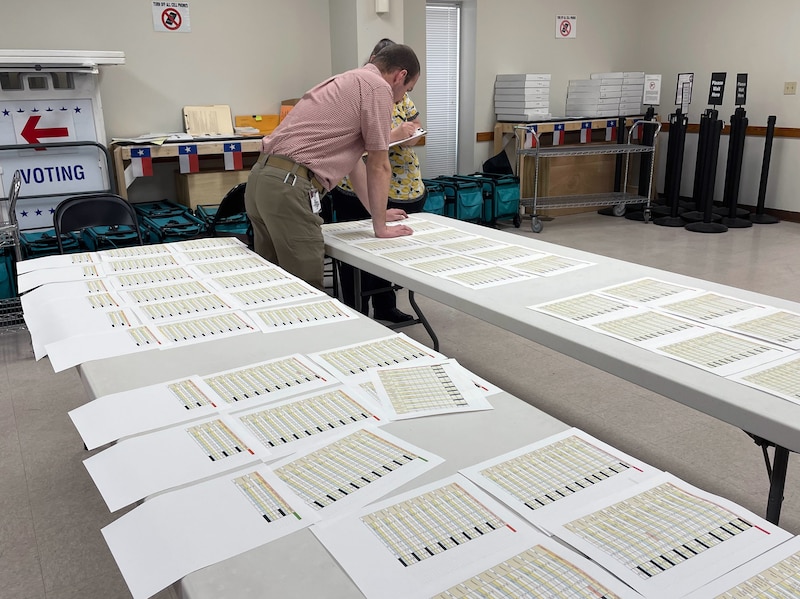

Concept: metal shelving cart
[[517, 120, 661, 232]]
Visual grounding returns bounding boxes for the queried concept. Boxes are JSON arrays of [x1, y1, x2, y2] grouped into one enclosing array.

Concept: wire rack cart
[[517, 120, 661, 233]]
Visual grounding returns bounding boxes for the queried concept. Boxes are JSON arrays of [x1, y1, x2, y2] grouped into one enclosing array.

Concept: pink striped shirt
[[261, 63, 393, 191]]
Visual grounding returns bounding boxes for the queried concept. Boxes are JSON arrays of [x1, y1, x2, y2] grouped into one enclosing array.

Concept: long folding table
[[324, 213, 800, 525]]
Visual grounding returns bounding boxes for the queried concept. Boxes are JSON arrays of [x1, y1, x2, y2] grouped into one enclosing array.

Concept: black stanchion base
[[713, 205, 750, 218], [597, 207, 615, 216], [624, 210, 645, 221], [685, 221, 728, 233], [720, 216, 753, 228], [652, 204, 680, 217], [653, 215, 686, 227], [682, 210, 722, 223], [750, 213, 780, 224]]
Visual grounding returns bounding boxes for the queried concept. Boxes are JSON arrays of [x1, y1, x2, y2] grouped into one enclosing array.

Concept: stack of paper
[[494, 74, 551, 121]]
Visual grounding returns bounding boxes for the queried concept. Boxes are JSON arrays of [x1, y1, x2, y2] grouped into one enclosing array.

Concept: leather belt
[[263, 154, 325, 194]]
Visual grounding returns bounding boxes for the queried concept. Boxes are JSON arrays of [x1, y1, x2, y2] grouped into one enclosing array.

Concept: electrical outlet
[[784, 81, 797, 95]]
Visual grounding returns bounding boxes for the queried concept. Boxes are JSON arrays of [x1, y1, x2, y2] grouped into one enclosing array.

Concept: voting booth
[[0, 49, 124, 231]]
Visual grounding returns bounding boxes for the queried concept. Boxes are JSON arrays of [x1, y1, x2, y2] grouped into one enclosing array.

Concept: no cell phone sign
[[556, 15, 577, 39], [152, 1, 192, 33]]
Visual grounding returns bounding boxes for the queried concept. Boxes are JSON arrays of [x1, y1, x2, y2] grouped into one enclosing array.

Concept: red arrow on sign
[[21, 115, 69, 144]]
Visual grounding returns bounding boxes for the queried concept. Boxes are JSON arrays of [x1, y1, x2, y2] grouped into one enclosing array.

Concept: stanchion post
[[750, 115, 780, 224]]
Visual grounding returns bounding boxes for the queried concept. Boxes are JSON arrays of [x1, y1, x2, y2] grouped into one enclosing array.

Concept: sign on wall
[[152, 2, 192, 33], [555, 15, 577, 39]]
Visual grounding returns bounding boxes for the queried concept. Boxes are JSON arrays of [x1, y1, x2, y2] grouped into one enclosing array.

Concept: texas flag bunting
[[605, 120, 617, 142], [224, 142, 243, 170], [580, 121, 592, 144], [524, 125, 538, 149], [552, 123, 565, 146], [130, 147, 153, 177], [178, 145, 199, 174]]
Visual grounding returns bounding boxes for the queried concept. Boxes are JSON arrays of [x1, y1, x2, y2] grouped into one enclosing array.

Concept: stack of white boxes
[[494, 74, 551, 122], [565, 73, 622, 118], [618, 71, 645, 115]]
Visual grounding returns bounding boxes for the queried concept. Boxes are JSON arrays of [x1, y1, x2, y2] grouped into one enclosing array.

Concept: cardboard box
[[175, 170, 250, 210]]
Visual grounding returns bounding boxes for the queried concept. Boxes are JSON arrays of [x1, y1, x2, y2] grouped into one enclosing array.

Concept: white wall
[[5, 0, 800, 211]]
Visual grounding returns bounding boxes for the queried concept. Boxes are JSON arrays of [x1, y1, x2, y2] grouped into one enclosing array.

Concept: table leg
[[766, 445, 790, 525]]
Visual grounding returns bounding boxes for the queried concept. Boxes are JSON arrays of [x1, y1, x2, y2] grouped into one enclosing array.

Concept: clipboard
[[390, 128, 426, 147]]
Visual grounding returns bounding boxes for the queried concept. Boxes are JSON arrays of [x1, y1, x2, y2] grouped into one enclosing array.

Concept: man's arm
[[349, 151, 412, 238]]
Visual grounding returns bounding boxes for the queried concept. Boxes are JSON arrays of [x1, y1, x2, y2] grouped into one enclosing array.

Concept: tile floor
[[1, 209, 798, 598]]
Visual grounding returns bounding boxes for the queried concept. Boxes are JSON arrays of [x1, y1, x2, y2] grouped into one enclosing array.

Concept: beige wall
[[4, 0, 334, 138]]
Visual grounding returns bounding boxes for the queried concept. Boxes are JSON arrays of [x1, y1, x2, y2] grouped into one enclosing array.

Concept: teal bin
[[420, 180, 446, 215], [432, 176, 484, 223]]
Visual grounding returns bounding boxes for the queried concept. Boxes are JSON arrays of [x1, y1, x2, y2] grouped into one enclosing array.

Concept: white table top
[[324, 214, 800, 454], [76, 293, 569, 599]]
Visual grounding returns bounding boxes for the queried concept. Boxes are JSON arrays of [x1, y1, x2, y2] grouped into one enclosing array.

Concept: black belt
[[261, 154, 325, 194]]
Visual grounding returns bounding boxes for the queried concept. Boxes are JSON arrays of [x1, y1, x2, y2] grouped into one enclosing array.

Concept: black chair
[[53, 193, 144, 253], [208, 182, 253, 248]]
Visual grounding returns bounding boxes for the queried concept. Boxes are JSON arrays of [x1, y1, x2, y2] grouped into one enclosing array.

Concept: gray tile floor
[[1, 210, 798, 598]]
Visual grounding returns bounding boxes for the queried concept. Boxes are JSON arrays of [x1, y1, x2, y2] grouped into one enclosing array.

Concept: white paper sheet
[[408, 254, 489, 276], [165, 236, 246, 252], [97, 244, 174, 260], [307, 333, 445, 384], [596, 277, 701, 306], [186, 255, 272, 276], [172, 245, 253, 264], [426, 533, 643, 599], [28, 299, 140, 360], [378, 245, 454, 265], [441, 264, 534, 289], [725, 308, 800, 350], [506, 253, 594, 277], [69, 375, 222, 450], [17, 263, 104, 293], [270, 424, 444, 521], [652, 329, 792, 377], [587, 309, 709, 349], [227, 384, 387, 462], [128, 293, 234, 323], [311, 475, 539, 599], [19, 279, 112, 314], [407, 228, 480, 246], [102, 463, 319, 599], [202, 267, 294, 291], [45, 324, 167, 372], [99, 254, 182, 273], [221, 280, 326, 310], [729, 354, 800, 406], [104, 266, 196, 290], [368, 359, 493, 420], [199, 354, 337, 410], [659, 291, 771, 326], [84, 413, 266, 511], [460, 428, 660, 534], [247, 298, 359, 333], [530, 292, 643, 325], [116, 280, 215, 304], [683, 535, 800, 598], [152, 311, 257, 346], [15, 251, 98, 274], [469, 244, 547, 263], [546, 472, 792, 599]]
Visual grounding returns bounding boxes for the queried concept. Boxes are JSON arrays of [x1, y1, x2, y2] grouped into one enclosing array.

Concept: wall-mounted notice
[[643, 74, 662, 105], [736, 73, 748, 106], [152, 2, 191, 33], [707, 72, 727, 106], [555, 15, 577, 39]]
